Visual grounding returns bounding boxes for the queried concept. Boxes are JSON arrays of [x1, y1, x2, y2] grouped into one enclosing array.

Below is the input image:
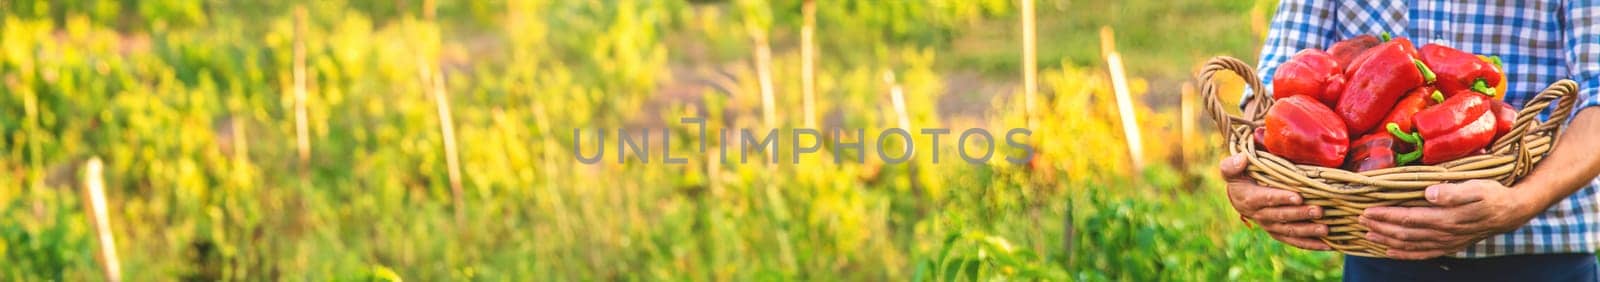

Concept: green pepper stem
[[1472, 79, 1496, 97], [1387, 123, 1422, 145], [1396, 146, 1422, 165], [1431, 90, 1445, 103], [1490, 56, 1504, 70], [1381, 32, 1392, 42], [1387, 123, 1423, 165], [1414, 59, 1437, 84]]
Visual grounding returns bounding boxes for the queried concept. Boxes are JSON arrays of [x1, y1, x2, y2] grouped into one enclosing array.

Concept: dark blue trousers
[[1345, 253, 1598, 282]]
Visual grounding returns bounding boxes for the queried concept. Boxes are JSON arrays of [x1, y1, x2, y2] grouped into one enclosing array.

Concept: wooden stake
[[1021, 0, 1038, 130], [292, 7, 312, 184], [416, 4, 464, 223], [747, 20, 796, 272], [1101, 27, 1145, 171], [801, 0, 818, 129], [424, 64, 466, 225], [82, 157, 121, 282], [884, 71, 920, 194], [750, 26, 778, 130], [423, 0, 437, 21], [1180, 82, 1197, 165], [233, 114, 251, 185], [885, 72, 911, 131]]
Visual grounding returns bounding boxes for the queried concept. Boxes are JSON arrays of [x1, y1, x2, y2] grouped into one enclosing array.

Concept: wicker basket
[[1196, 56, 1581, 257]]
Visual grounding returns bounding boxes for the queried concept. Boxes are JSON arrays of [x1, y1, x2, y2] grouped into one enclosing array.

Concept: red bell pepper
[[1273, 49, 1346, 106], [1489, 99, 1517, 141], [1343, 133, 1402, 172], [1336, 40, 1436, 133], [1370, 86, 1439, 135], [1254, 127, 1267, 148], [1414, 91, 1491, 138], [1344, 34, 1420, 78], [1328, 35, 1380, 67], [1264, 95, 1350, 167], [1421, 43, 1504, 97], [1393, 35, 1421, 56], [1388, 91, 1496, 164]]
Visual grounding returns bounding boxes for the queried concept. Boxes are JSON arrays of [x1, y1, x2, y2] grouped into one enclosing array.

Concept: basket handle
[[1197, 56, 1269, 153], [1497, 79, 1580, 179]]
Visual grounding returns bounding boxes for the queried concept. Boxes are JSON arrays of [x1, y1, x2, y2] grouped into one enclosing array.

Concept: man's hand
[[1361, 180, 1537, 260], [1220, 154, 1330, 251]]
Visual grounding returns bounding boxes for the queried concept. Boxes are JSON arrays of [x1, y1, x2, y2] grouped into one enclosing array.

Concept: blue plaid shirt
[[1255, 0, 1600, 258]]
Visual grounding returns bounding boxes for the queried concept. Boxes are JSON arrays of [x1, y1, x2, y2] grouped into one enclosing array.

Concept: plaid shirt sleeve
[[1566, 0, 1600, 113], [1246, 0, 1337, 104]]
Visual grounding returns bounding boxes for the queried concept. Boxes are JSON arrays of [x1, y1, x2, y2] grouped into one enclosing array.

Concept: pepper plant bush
[[0, 0, 1338, 280]]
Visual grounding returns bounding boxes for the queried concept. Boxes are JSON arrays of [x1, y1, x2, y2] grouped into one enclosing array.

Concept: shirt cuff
[[1579, 87, 1600, 112]]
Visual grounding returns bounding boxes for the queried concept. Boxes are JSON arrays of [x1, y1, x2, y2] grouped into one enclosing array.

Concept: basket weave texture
[[1197, 56, 1580, 257]]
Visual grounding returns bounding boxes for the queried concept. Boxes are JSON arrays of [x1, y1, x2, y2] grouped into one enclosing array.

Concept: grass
[[0, 0, 1339, 280]]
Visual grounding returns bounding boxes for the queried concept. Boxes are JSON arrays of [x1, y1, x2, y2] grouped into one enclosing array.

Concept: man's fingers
[[1361, 215, 1452, 242], [1269, 233, 1331, 251], [1262, 222, 1328, 238], [1364, 231, 1451, 251], [1219, 154, 1305, 214], [1233, 184, 1303, 211], [1362, 206, 1459, 230], [1252, 205, 1322, 224], [1219, 154, 1249, 179], [1425, 181, 1489, 207]]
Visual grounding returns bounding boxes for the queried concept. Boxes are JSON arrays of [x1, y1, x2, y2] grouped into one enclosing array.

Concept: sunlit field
[[0, 0, 1341, 280]]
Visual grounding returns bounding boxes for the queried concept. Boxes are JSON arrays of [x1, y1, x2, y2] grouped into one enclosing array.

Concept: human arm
[[1360, 109, 1600, 259], [1357, 1, 1600, 259]]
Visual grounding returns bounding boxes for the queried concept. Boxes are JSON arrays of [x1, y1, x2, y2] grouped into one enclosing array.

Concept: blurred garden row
[[1, 0, 1340, 280]]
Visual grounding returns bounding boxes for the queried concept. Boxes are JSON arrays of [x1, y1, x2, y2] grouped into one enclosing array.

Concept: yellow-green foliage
[[1, 0, 1335, 281]]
